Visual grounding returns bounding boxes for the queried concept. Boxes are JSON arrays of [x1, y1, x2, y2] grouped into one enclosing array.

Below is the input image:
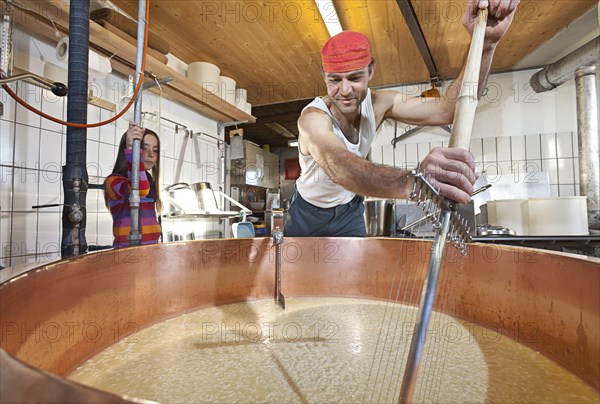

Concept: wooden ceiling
[[110, 0, 598, 146]]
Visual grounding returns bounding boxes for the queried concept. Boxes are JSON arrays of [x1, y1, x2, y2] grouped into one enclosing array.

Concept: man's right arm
[[300, 108, 476, 204], [299, 108, 414, 199]]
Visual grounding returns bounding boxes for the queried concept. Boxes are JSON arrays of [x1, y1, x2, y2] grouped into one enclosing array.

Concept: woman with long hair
[[104, 123, 162, 248]]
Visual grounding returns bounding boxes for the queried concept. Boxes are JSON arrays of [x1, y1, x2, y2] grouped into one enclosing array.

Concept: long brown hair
[[106, 129, 162, 213]]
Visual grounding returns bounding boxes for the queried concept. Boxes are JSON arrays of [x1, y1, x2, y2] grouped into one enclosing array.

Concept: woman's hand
[[125, 122, 145, 149]]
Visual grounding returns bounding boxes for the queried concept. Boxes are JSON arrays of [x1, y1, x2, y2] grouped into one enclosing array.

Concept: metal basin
[[0, 239, 598, 401]]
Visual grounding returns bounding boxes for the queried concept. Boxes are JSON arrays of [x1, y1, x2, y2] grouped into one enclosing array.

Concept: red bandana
[[321, 31, 372, 73]]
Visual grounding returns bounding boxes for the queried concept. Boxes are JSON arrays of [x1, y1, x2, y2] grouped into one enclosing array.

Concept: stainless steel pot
[[190, 182, 218, 212], [163, 183, 198, 215], [364, 199, 395, 236]]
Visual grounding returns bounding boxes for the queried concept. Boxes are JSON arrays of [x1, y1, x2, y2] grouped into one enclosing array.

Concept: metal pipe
[[575, 65, 600, 231], [395, 0, 438, 79], [398, 210, 452, 403], [1, 0, 14, 79], [0, 72, 68, 96], [530, 37, 600, 93], [60, 0, 89, 258], [128, 0, 147, 247]]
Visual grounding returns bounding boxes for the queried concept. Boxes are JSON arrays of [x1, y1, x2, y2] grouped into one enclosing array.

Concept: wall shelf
[[14, 2, 255, 124]]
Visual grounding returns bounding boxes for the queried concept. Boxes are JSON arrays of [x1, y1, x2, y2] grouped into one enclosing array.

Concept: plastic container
[[487, 199, 529, 235], [235, 88, 247, 111], [253, 223, 267, 237], [188, 62, 220, 94], [527, 197, 588, 235], [219, 76, 236, 104]]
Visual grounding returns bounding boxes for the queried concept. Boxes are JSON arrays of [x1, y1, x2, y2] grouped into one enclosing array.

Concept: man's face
[[323, 64, 373, 115]]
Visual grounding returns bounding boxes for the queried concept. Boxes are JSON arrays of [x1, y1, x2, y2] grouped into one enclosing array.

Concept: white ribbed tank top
[[296, 89, 378, 208]]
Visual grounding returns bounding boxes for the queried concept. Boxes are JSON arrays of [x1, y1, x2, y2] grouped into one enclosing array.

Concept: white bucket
[[487, 199, 529, 235], [527, 197, 588, 235], [244, 102, 252, 115], [188, 62, 220, 94], [219, 76, 236, 104], [235, 88, 247, 111]]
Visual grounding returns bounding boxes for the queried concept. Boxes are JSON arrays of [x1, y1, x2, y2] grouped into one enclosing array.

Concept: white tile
[[87, 106, 101, 142], [86, 184, 101, 213], [97, 234, 114, 247], [370, 145, 383, 165], [15, 83, 42, 127], [183, 162, 193, 184], [0, 120, 15, 164], [558, 184, 576, 197], [496, 137, 511, 162], [85, 212, 99, 245], [550, 185, 559, 197], [40, 90, 65, 133], [510, 160, 527, 174], [416, 143, 430, 161], [14, 124, 40, 169], [405, 143, 419, 168], [10, 212, 39, 256], [557, 158, 575, 184], [394, 144, 406, 168], [0, 173, 12, 212], [101, 109, 119, 145], [430, 141, 443, 151], [38, 171, 62, 207], [97, 215, 114, 241], [525, 134, 541, 160], [574, 161, 580, 184], [510, 136, 526, 161], [482, 162, 501, 178], [162, 157, 174, 186], [86, 140, 100, 177], [39, 129, 63, 172], [470, 139, 483, 166], [190, 165, 203, 184], [481, 138, 497, 163], [571, 131, 578, 154], [525, 160, 542, 175], [556, 132, 574, 158], [12, 168, 40, 209], [98, 143, 116, 179], [61, 133, 67, 165], [541, 133, 557, 159], [542, 159, 559, 184], [497, 161, 512, 177], [0, 83, 17, 121], [0, 212, 11, 250], [382, 145, 394, 166], [160, 127, 176, 158], [37, 212, 61, 253]]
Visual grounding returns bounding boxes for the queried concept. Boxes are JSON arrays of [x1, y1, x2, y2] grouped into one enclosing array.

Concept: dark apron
[[284, 191, 366, 237]]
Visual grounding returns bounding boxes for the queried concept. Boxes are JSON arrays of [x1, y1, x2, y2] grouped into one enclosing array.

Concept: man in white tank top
[[285, 0, 518, 237]]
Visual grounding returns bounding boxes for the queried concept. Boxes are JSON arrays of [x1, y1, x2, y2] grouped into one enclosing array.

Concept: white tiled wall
[[370, 131, 581, 198], [1, 32, 225, 268]]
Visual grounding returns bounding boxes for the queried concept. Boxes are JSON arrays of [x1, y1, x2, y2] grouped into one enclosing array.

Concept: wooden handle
[[448, 8, 489, 150]]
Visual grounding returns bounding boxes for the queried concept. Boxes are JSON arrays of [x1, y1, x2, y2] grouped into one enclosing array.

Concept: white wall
[[369, 68, 594, 200], [0, 29, 224, 268]]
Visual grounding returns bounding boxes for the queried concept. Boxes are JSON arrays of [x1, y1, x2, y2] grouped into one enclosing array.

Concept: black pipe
[[61, 0, 89, 258]]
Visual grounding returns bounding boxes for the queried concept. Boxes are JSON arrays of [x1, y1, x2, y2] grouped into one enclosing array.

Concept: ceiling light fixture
[[287, 140, 299, 147], [265, 122, 297, 139], [315, 0, 343, 37]]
